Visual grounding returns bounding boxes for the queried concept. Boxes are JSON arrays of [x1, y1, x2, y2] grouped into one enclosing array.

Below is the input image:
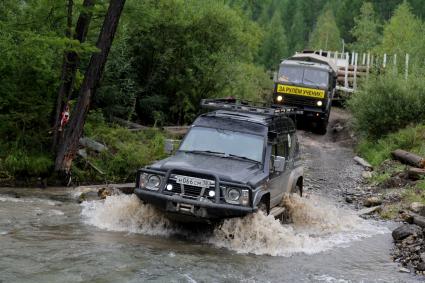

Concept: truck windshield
[[179, 127, 264, 163], [278, 65, 329, 88]]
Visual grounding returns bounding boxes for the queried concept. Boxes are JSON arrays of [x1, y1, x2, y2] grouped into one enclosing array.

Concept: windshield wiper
[[181, 150, 226, 157], [228, 154, 261, 163]]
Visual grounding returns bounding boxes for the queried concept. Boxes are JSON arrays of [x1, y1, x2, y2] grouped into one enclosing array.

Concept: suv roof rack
[[201, 98, 297, 117]]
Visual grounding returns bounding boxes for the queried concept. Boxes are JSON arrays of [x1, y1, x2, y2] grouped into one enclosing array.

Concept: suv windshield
[[179, 127, 264, 162], [278, 65, 329, 88]]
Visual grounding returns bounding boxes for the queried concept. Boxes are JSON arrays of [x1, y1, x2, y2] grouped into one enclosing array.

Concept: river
[[0, 110, 421, 282]]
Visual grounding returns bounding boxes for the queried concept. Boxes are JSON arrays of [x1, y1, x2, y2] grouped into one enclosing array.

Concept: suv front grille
[[165, 175, 215, 199]]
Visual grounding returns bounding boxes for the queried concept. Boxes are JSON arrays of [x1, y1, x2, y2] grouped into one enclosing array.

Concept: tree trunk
[[407, 168, 425, 180], [392, 149, 425, 168], [52, 0, 95, 151], [55, 0, 126, 173]]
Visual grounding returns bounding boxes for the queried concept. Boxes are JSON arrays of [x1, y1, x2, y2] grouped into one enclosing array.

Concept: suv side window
[[276, 140, 289, 158]]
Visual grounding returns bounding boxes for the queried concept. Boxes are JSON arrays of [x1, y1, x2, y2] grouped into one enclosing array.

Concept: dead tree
[[52, 0, 95, 151], [55, 0, 126, 173]]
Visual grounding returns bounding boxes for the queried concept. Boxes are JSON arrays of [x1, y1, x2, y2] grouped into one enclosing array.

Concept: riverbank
[[352, 125, 425, 274]]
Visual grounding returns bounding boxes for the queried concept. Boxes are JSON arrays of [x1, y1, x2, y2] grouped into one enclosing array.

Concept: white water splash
[[81, 194, 175, 236], [210, 194, 389, 256], [80, 193, 389, 256]]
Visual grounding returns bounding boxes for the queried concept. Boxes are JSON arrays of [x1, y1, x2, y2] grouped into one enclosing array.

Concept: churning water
[[81, 193, 388, 257], [0, 187, 420, 282]]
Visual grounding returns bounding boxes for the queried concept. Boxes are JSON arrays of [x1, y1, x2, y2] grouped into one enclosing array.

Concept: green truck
[[273, 52, 338, 135]]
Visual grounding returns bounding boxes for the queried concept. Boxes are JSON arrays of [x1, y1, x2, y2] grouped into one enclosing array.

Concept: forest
[[1, 0, 424, 184]]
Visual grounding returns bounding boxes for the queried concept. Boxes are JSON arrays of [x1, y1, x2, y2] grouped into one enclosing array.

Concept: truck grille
[[282, 94, 318, 107], [165, 175, 215, 199]]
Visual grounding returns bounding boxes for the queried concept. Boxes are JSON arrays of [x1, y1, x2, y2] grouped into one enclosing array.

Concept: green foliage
[[100, 0, 268, 125], [348, 71, 425, 139], [356, 124, 425, 166], [74, 111, 166, 183], [2, 150, 53, 177], [309, 6, 342, 51], [377, 1, 425, 62], [350, 2, 381, 53], [257, 10, 289, 70]]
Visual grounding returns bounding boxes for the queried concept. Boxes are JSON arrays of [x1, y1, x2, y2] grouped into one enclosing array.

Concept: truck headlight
[[139, 173, 162, 191], [316, 100, 323, 106], [227, 188, 240, 202], [223, 188, 249, 205], [147, 175, 161, 190], [276, 95, 283, 102]]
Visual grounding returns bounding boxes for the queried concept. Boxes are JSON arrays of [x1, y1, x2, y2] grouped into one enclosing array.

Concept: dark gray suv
[[135, 99, 303, 223]]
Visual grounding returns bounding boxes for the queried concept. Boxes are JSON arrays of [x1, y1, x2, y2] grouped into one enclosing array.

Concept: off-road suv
[[134, 99, 303, 222]]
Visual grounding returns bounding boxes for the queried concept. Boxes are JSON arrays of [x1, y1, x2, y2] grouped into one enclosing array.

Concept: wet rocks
[[392, 224, 425, 274], [392, 224, 422, 241], [98, 187, 119, 199], [410, 202, 425, 217], [363, 196, 382, 207], [361, 171, 373, 179]]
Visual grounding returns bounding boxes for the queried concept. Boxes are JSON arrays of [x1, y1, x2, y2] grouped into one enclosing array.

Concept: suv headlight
[[139, 173, 162, 191], [224, 187, 249, 205]]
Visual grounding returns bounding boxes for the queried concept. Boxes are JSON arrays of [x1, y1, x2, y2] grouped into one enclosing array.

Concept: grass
[[72, 111, 167, 183], [357, 124, 425, 166]]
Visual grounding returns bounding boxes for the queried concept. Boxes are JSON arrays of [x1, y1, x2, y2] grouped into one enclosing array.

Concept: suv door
[[268, 136, 291, 207]]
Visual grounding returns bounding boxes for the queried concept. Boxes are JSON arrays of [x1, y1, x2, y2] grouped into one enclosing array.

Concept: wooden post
[[344, 52, 349, 88], [353, 53, 358, 90], [366, 52, 371, 80], [351, 51, 355, 65], [405, 53, 409, 80], [383, 53, 387, 68], [362, 53, 366, 65]]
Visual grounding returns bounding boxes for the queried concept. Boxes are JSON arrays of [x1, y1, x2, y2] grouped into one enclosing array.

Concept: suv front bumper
[[135, 188, 254, 222]]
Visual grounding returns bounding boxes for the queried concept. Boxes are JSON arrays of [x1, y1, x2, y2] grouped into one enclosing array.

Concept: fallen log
[[408, 168, 425, 180], [354, 156, 373, 170], [392, 149, 425, 168], [79, 137, 107, 152], [111, 117, 148, 130], [411, 213, 425, 229], [163, 126, 189, 136]]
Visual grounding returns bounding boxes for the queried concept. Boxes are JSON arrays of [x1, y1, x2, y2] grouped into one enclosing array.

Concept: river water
[[0, 118, 421, 282], [0, 187, 419, 283]]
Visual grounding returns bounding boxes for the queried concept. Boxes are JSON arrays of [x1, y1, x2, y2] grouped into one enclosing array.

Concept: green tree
[[378, 1, 424, 61], [350, 2, 381, 53], [308, 6, 342, 51], [258, 10, 288, 70], [289, 1, 308, 53]]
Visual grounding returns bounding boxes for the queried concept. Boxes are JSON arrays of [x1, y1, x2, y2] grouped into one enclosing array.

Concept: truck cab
[[273, 53, 337, 134], [134, 99, 303, 223]]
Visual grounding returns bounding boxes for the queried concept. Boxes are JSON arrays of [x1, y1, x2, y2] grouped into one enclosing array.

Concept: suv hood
[[149, 152, 263, 184]]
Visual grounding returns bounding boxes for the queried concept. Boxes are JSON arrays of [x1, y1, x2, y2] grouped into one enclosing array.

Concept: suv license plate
[[175, 176, 211, 188]]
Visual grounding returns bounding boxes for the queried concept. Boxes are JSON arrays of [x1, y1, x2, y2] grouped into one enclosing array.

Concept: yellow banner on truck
[[277, 84, 325, 99]]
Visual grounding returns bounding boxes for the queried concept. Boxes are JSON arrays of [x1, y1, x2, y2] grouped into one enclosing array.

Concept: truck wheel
[[257, 200, 269, 215], [315, 120, 328, 135], [294, 184, 302, 197]]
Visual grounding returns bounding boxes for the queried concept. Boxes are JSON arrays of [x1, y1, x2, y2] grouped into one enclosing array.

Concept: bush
[[348, 72, 425, 138], [357, 124, 425, 166], [73, 111, 167, 183], [1, 148, 53, 178]]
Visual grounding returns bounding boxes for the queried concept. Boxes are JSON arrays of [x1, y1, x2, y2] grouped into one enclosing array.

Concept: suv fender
[[286, 166, 304, 194], [252, 190, 270, 210]]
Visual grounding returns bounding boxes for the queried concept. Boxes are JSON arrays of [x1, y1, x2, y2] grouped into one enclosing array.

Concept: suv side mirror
[[273, 156, 286, 172]]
